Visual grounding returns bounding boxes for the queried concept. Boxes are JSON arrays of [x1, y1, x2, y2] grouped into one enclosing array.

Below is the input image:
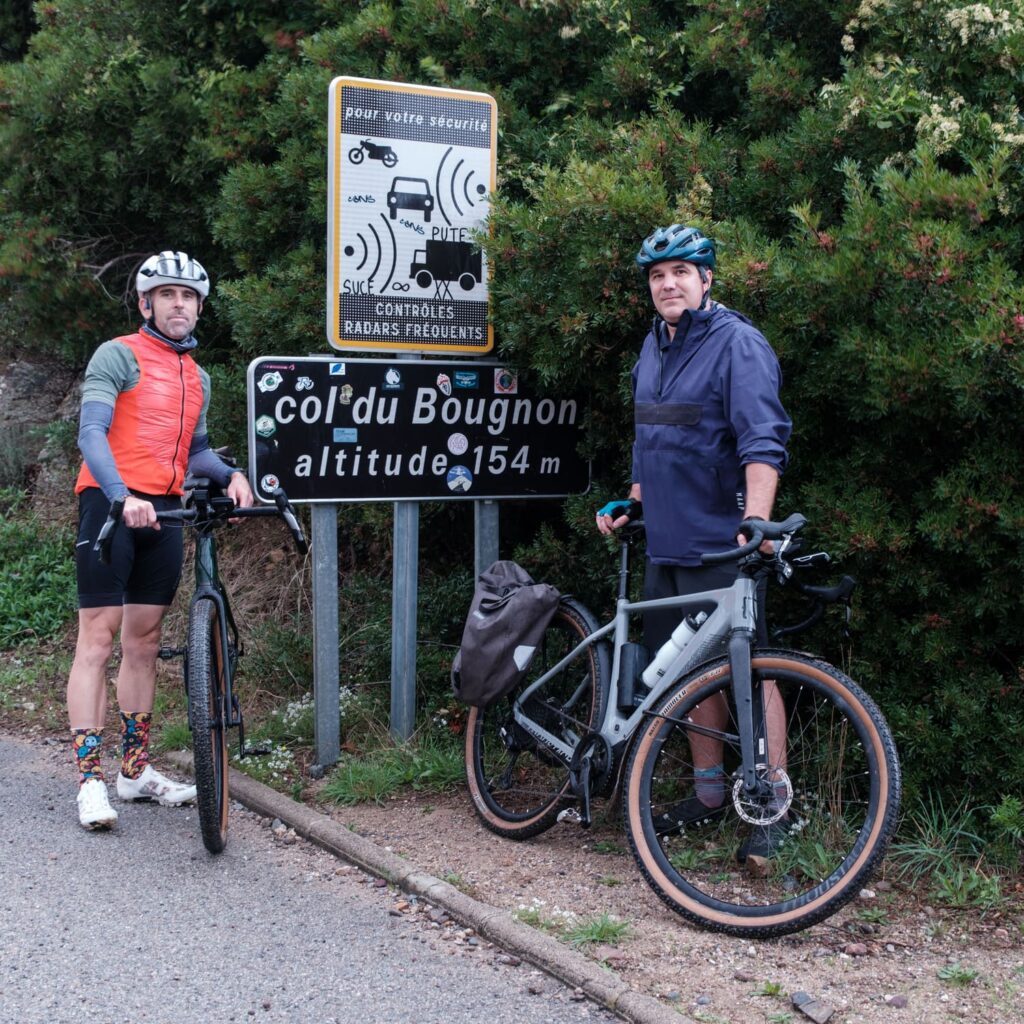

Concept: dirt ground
[[302, 780, 1024, 1024]]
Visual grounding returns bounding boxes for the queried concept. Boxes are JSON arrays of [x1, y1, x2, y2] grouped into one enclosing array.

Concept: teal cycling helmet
[[636, 224, 716, 271]]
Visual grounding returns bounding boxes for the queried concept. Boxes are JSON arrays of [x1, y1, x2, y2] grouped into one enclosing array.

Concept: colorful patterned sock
[[72, 729, 104, 785], [694, 763, 727, 807], [119, 711, 152, 780]]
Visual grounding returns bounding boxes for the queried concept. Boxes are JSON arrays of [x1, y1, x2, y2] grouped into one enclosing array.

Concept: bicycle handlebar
[[699, 512, 809, 565], [93, 485, 308, 564]]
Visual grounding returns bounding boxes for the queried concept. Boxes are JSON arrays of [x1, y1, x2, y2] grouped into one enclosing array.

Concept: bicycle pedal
[[157, 646, 184, 660]]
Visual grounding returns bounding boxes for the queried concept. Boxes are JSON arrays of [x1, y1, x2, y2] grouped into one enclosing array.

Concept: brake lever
[[272, 487, 308, 556]]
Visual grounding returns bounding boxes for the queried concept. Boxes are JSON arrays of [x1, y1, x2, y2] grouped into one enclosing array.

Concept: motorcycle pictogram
[[348, 139, 398, 167]]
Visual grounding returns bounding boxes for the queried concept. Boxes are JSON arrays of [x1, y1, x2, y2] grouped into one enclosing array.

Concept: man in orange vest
[[69, 251, 254, 830]]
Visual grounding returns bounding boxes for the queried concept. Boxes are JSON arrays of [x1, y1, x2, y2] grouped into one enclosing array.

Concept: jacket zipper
[[166, 354, 187, 495]]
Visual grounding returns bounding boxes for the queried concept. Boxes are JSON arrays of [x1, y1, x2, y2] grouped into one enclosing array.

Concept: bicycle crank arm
[[568, 754, 593, 828]]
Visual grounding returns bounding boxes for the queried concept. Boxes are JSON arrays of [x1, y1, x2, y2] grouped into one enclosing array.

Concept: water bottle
[[641, 611, 708, 688]]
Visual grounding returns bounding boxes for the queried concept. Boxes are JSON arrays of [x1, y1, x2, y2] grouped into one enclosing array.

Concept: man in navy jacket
[[596, 224, 792, 864]]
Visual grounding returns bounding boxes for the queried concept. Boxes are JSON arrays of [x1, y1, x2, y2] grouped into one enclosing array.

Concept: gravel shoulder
[[302, 780, 1024, 1024]]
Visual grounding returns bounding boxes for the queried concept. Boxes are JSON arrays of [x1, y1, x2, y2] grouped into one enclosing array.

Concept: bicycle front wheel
[[465, 598, 609, 839], [624, 650, 900, 938], [187, 599, 230, 854]]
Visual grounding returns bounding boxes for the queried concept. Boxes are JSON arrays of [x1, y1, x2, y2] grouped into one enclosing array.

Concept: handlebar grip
[[93, 498, 125, 565], [272, 487, 308, 556], [797, 575, 856, 604], [701, 529, 763, 565]]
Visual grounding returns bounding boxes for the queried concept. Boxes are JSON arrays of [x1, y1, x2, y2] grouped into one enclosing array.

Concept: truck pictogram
[[409, 240, 482, 293]]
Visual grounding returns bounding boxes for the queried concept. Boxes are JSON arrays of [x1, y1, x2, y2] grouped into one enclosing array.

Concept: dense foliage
[[1, 1, 1022, 806]]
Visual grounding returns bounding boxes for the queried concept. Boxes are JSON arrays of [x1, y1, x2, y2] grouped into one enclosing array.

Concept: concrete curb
[[167, 753, 679, 1024]]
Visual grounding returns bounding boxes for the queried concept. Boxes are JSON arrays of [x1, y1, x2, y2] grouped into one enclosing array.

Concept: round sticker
[[446, 465, 473, 493], [447, 432, 468, 456]]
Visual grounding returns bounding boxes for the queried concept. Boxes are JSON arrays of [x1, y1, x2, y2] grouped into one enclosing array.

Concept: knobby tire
[[624, 650, 900, 938], [188, 600, 230, 854], [465, 599, 609, 839]]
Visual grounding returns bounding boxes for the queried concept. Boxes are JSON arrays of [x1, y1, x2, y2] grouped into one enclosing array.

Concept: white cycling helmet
[[136, 250, 210, 299]]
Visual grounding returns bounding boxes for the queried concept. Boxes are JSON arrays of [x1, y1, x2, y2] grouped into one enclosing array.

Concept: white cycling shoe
[[77, 778, 119, 830], [116, 765, 197, 806]]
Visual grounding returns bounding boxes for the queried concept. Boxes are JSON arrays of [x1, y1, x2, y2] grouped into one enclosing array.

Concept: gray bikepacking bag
[[451, 560, 561, 708]]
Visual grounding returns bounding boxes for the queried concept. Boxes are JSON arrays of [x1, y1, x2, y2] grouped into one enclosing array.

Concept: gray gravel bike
[[464, 514, 901, 937]]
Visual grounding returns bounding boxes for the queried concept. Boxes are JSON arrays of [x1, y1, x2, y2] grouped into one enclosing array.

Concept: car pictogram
[[387, 177, 434, 222]]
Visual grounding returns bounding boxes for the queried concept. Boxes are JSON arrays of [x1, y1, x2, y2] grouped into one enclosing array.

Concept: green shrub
[[0, 488, 76, 648]]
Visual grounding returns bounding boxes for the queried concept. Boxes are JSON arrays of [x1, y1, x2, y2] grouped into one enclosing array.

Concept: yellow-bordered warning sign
[[327, 77, 497, 354]]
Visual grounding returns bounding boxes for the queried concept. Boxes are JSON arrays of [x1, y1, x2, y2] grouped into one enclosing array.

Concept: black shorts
[[76, 488, 185, 609], [642, 560, 769, 654]]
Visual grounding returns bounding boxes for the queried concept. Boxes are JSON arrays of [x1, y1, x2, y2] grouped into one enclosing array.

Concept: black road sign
[[247, 357, 590, 504]]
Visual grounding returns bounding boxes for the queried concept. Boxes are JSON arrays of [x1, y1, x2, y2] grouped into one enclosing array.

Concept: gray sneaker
[[736, 819, 790, 870], [116, 765, 197, 806], [653, 795, 727, 836]]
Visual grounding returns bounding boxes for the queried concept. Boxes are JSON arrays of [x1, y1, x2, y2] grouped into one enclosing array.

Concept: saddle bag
[[451, 560, 561, 708]]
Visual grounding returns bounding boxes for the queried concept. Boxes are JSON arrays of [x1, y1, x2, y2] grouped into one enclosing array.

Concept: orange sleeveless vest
[[76, 331, 205, 497]]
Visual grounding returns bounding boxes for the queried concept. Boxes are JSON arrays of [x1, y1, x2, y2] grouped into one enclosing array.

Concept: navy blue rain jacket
[[630, 304, 791, 565]]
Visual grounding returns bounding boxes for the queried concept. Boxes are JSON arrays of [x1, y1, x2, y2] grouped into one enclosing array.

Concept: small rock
[[843, 942, 869, 956], [695, 995, 711, 1006], [372, 878, 387, 888], [271, 818, 284, 830], [261, 1000, 271, 1011], [394, 900, 411, 912], [791, 991, 835, 1023], [885, 995, 908, 1008], [992, 928, 1011, 947], [527, 984, 544, 995], [733, 970, 755, 982], [859, 888, 876, 899], [495, 954, 521, 967], [569, 988, 585, 1002], [661, 991, 681, 1002], [745, 945, 757, 957]]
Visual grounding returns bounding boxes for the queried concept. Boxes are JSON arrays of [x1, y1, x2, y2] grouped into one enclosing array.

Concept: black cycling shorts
[[642, 560, 769, 654], [76, 488, 185, 609]]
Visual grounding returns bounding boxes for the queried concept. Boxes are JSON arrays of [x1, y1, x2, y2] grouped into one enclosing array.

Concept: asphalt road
[[0, 732, 617, 1024]]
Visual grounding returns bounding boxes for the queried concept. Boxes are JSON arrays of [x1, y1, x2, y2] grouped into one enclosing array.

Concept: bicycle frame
[[511, 568, 766, 794]]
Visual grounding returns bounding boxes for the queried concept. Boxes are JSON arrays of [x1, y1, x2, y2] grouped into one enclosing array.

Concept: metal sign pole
[[390, 500, 419, 740], [474, 499, 499, 579], [311, 503, 341, 769]]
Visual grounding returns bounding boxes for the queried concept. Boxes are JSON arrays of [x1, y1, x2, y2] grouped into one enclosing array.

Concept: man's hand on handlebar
[[225, 471, 255, 521], [596, 491, 643, 536], [736, 515, 775, 555], [122, 495, 159, 530]]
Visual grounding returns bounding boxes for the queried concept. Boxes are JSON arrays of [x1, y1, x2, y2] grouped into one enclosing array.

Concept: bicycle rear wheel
[[624, 650, 900, 938], [187, 599, 230, 854], [465, 598, 609, 839]]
